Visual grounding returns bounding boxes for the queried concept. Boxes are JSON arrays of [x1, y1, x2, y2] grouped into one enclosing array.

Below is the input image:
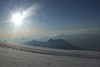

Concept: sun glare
[[12, 13, 23, 25]]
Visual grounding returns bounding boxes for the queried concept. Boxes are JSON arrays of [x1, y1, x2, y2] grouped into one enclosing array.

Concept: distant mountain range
[[52, 34, 100, 51], [25, 39, 81, 50], [25, 34, 100, 51]]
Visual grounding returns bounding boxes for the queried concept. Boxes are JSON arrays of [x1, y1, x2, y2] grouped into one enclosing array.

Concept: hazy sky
[[0, 0, 100, 39]]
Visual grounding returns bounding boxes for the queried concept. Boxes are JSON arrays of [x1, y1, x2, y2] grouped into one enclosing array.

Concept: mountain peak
[[37, 36, 50, 42]]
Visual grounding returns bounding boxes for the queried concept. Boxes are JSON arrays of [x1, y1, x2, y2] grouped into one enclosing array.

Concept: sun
[[11, 13, 23, 25]]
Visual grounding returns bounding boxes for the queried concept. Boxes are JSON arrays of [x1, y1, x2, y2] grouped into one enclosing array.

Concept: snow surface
[[0, 41, 100, 67]]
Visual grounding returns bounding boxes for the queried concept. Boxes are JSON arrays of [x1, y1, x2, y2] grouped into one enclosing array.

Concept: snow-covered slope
[[0, 41, 100, 67]]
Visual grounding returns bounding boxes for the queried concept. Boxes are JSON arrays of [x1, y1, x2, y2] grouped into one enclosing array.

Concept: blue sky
[[0, 0, 100, 38]]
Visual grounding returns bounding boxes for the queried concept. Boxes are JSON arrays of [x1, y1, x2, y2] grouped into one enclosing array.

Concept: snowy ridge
[[0, 41, 100, 59], [0, 41, 100, 67]]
